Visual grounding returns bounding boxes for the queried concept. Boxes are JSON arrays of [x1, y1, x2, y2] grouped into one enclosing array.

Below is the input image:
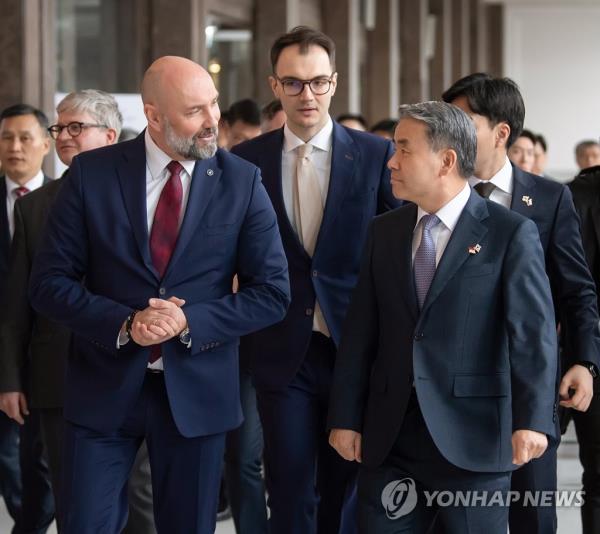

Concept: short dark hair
[[0, 103, 49, 132], [270, 26, 336, 73], [370, 119, 397, 136], [518, 129, 537, 145], [227, 99, 261, 127], [442, 73, 525, 148], [535, 133, 547, 152], [337, 113, 368, 130], [261, 99, 283, 121], [576, 140, 600, 158]]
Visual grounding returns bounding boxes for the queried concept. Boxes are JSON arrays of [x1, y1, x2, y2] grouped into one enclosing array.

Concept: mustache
[[194, 127, 218, 139]]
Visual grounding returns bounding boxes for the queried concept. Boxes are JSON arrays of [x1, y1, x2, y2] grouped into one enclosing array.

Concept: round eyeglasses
[[47, 121, 108, 139], [275, 75, 335, 97]]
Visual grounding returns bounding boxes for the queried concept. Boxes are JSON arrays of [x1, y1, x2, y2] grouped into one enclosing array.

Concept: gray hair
[[397, 101, 476, 178], [57, 89, 123, 138]]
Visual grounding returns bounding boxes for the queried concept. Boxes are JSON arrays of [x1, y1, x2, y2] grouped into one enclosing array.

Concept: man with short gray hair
[[328, 101, 558, 533], [0, 89, 155, 534]]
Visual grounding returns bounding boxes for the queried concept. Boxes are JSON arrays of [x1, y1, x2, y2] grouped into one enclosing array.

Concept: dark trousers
[[569, 382, 600, 534], [257, 332, 358, 534], [0, 411, 21, 523], [359, 392, 510, 534], [60, 372, 225, 534], [225, 366, 268, 534]]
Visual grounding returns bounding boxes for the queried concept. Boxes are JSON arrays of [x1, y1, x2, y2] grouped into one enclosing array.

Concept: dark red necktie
[[14, 186, 30, 198], [148, 160, 183, 363]]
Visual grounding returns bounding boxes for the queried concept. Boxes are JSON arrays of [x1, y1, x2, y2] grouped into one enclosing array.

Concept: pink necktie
[[13, 186, 30, 198]]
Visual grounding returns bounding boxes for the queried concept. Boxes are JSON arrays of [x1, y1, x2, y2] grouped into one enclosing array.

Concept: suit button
[[312, 270, 318, 277], [159, 287, 166, 296], [414, 333, 424, 341], [305, 308, 313, 316]]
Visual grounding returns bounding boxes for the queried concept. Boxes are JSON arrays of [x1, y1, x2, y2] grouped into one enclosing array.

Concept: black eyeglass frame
[[273, 74, 336, 97], [47, 121, 109, 139]]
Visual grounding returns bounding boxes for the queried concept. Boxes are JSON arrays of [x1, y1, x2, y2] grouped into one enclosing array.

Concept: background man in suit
[[0, 104, 54, 533], [443, 73, 600, 534], [0, 90, 157, 533], [27, 56, 290, 534], [329, 101, 558, 534], [232, 26, 399, 534], [568, 164, 600, 533]]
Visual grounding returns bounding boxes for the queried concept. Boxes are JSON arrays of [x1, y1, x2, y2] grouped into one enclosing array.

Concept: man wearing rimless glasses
[[232, 26, 400, 534]]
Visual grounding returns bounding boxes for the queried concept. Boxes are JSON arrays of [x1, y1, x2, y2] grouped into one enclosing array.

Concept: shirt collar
[[468, 156, 513, 195], [5, 170, 45, 194], [415, 182, 471, 233], [283, 116, 333, 154], [144, 128, 196, 180]]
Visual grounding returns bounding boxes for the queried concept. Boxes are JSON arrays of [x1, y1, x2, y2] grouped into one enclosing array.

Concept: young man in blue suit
[[27, 56, 290, 534], [232, 26, 399, 534], [329, 101, 558, 533], [443, 73, 600, 534]]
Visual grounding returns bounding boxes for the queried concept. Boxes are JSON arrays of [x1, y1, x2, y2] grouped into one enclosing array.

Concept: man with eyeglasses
[[232, 26, 400, 534], [0, 90, 157, 534], [0, 103, 54, 533]]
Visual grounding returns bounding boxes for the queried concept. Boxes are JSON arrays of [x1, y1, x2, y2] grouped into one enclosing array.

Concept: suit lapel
[[116, 134, 157, 279], [510, 164, 537, 218], [390, 204, 419, 321], [420, 192, 489, 316], [315, 123, 357, 250], [163, 156, 222, 281], [0, 180, 10, 259]]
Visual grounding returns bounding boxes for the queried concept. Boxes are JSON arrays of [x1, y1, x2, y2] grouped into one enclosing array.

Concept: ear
[[144, 103, 161, 132], [439, 148, 457, 177], [41, 134, 51, 156], [330, 71, 338, 97], [495, 122, 511, 149], [268, 76, 279, 99], [106, 128, 118, 145]]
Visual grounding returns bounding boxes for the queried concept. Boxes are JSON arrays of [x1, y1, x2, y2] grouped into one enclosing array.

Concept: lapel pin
[[468, 244, 482, 255], [207, 169, 214, 176], [521, 195, 533, 207]]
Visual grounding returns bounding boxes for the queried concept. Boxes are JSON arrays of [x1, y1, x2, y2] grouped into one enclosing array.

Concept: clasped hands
[[125, 296, 188, 346]]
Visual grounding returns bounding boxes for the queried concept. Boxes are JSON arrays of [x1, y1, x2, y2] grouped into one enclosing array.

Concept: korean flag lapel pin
[[468, 243, 482, 255], [521, 195, 533, 207]]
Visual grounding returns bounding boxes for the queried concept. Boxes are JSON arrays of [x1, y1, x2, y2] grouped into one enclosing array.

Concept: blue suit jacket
[[28, 134, 290, 437], [509, 165, 600, 370], [328, 191, 558, 472], [232, 123, 400, 390]]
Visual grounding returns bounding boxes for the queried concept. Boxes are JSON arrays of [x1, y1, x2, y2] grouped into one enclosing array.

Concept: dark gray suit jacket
[[328, 191, 558, 472], [0, 177, 68, 408]]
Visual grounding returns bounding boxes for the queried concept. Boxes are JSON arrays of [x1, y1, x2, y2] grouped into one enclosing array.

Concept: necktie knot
[[166, 160, 184, 177], [421, 213, 440, 232], [298, 143, 313, 161], [13, 186, 30, 198], [474, 181, 495, 199]]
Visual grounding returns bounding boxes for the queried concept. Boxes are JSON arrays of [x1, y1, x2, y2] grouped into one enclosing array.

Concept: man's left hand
[[512, 429, 547, 465], [559, 364, 594, 412]]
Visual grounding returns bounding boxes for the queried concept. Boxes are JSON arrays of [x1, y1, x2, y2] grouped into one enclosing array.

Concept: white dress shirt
[[412, 182, 472, 266], [468, 156, 513, 209], [121, 130, 196, 370], [5, 171, 46, 238]]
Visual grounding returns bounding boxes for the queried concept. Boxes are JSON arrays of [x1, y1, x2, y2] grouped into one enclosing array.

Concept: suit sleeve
[[327, 222, 378, 431], [548, 186, 600, 368], [505, 218, 558, 437], [377, 140, 403, 213], [28, 158, 132, 352], [182, 169, 290, 354], [0, 200, 33, 392]]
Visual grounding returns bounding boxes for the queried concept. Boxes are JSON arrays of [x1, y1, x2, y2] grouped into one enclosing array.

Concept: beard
[[164, 118, 218, 160]]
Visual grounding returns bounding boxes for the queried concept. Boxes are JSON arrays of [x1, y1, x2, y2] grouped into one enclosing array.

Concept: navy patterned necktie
[[414, 214, 440, 309]]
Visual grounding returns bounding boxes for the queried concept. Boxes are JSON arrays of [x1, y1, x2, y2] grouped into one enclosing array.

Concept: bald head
[[142, 56, 220, 161]]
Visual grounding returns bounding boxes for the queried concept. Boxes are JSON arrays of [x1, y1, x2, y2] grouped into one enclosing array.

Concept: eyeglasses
[[274, 75, 335, 96], [47, 122, 108, 139]]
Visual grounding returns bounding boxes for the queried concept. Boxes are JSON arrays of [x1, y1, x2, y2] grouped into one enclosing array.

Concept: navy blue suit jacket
[[232, 123, 400, 390], [509, 165, 600, 369], [328, 191, 558, 472], [28, 134, 290, 437]]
